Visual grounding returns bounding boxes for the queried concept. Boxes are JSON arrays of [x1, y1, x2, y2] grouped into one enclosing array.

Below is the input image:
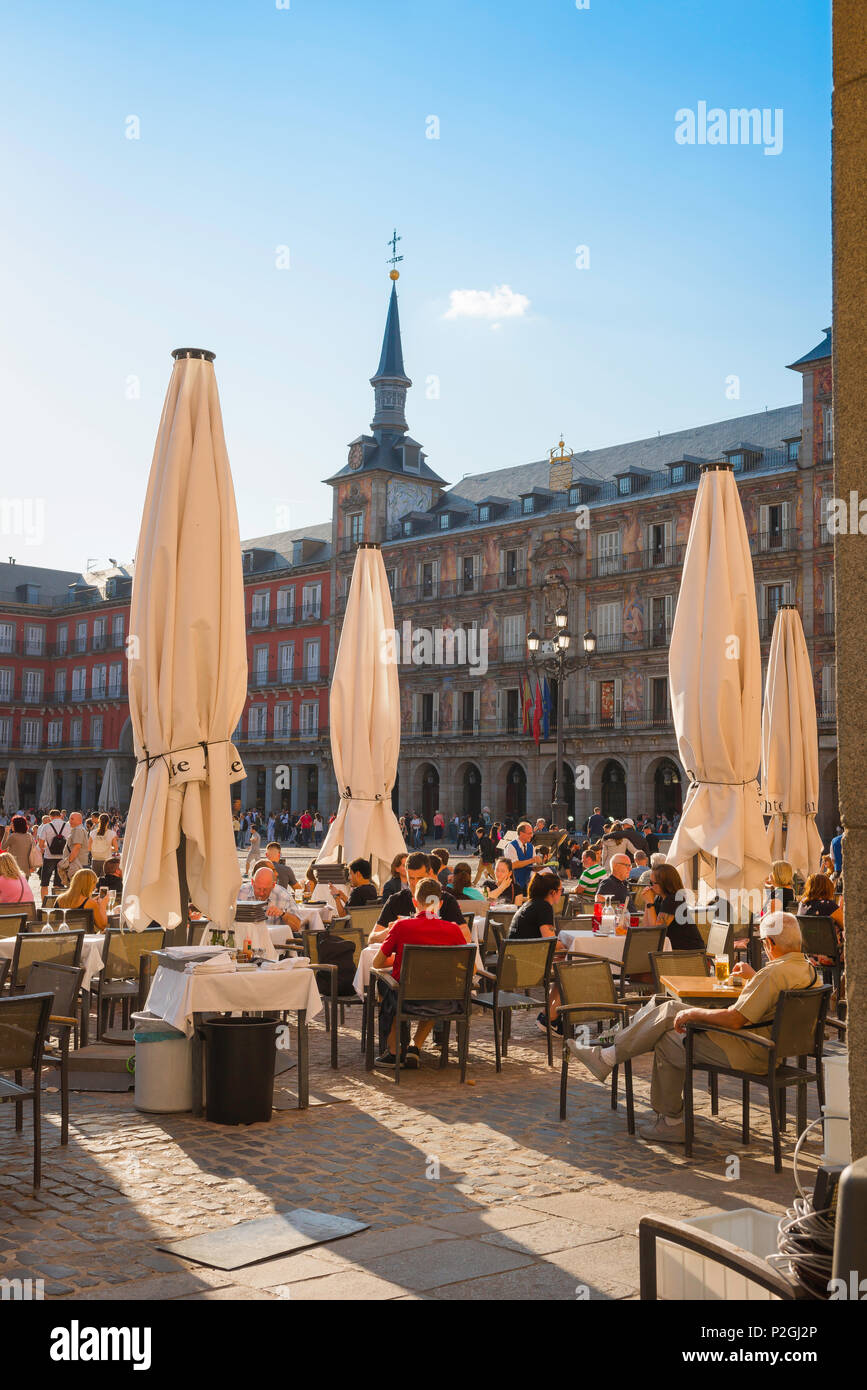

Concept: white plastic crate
[[823, 1053, 849, 1115], [656, 1207, 782, 1300], [823, 1110, 852, 1165]]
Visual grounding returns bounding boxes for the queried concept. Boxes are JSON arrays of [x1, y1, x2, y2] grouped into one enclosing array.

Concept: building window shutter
[[432, 691, 439, 734], [412, 692, 419, 733], [759, 505, 769, 546], [496, 689, 504, 730], [473, 688, 480, 732], [665, 594, 673, 633], [614, 678, 622, 727]]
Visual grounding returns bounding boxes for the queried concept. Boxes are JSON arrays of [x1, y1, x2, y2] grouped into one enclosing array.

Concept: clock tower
[[325, 246, 445, 574]]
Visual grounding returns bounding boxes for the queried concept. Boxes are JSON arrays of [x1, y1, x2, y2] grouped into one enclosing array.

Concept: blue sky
[[0, 0, 831, 572]]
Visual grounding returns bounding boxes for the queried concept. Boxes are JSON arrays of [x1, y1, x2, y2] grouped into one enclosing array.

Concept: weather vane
[[388, 228, 404, 281]]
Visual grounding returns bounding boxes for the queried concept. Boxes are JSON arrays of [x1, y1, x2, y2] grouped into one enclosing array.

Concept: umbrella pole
[[175, 832, 190, 949]]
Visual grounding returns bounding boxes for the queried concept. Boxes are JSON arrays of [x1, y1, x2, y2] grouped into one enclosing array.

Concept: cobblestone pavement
[[0, 846, 828, 1301]]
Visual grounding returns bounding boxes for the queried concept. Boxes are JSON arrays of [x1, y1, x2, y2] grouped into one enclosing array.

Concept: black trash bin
[[201, 1017, 277, 1125]]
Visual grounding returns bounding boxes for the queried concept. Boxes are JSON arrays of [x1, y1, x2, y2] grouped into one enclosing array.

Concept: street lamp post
[[527, 614, 596, 830]]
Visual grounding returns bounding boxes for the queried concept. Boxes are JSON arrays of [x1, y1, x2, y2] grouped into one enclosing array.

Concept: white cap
[[622, 819, 635, 827]]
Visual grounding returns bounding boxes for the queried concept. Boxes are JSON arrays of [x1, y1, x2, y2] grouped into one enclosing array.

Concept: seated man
[[629, 850, 649, 882], [370, 851, 467, 943], [577, 848, 607, 895], [238, 863, 301, 932], [97, 856, 124, 895], [593, 853, 632, 905], [265, 841, 298, 890], [430, 847, 450, 886], [333, 856, 379, 915], [567, 912, 821, 1144], [370, 877, 468, 1068]]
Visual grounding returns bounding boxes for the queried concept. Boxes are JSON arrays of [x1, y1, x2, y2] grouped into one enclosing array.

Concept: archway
[[600, 759, 626, 819], [419, 763, 440, 832], [505, 762, 527, 823], [653, 759, 683, 820], [462, 763, 482, 819]]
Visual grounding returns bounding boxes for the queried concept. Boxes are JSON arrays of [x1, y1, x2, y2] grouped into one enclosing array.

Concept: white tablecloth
[[558, 928, 671, 964], [145, 962, 323, 1037], [0, 931, 106, 990]]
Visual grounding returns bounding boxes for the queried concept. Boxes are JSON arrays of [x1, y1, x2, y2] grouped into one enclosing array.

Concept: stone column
[[832, 0, 867, 1157]]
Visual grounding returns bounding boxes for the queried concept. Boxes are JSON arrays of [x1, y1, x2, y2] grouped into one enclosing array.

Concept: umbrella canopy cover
[[98, 758, 120, 813], [668, 465, 771, 901], [2, 763, 19, 815], [316, 545, 405, 884], [121, 352, 248, 931], [762, 606, 824, 878], [38, 761, 55, 811]]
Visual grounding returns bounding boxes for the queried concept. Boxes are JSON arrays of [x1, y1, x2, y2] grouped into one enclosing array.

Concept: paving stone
[[233, 1250, 347, 1288], [481, 1218, 617, 1256], [78, 1271, 233, 1300], [274, 1270, 412, 1300], [363, 1238, 535, 1291], [426, 1206, 549, 1236]]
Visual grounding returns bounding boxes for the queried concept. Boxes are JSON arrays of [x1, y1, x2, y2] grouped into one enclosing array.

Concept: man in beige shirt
[[566, 912, 821, 1144]]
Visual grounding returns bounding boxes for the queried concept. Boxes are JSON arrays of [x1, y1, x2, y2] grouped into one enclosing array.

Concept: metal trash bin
[[200, 1017, 277, 1124], [131, 1011, 193, 1113]]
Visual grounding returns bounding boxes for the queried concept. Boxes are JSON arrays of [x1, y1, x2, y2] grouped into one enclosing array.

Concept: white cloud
[[443, 284, 530, 322]]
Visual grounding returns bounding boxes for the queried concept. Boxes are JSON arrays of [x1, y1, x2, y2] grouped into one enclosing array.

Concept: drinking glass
[[714, 954, 730, 985]]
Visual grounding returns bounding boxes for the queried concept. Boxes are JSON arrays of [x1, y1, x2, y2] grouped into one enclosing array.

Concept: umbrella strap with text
[[136, 739, 245, 787]]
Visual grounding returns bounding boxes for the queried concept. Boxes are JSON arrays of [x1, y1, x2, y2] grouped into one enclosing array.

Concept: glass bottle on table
[[600, 896, 616, 937]]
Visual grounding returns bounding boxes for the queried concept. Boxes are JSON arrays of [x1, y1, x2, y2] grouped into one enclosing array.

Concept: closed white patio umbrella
[[121, 349, 248, 933], [316, 543, 405, 885], [2, 763, 19, 815], [761, 604, 824, 879], [38, 760, 55, 811], [98, 757, 120, 812], [668, 463, 771, 904]]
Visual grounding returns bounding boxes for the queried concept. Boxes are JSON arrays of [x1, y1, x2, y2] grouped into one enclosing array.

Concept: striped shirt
[[578, 863, 607, 892]]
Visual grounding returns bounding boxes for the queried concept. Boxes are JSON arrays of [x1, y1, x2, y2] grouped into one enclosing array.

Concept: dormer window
[[242, 552, 253, 573], [403, 520, 412, 537], [568, 486, 580, 506], [522, 496, 534, 515], [787, 439, 800, 463], [479, 505, 490, 523], [439, 513, 450, 530], [618, 476, 630, 495], [670, 465, 685, 485]]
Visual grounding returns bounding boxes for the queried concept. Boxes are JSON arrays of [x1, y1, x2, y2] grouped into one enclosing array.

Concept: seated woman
[[451, 862, 486, 901], [56, 867, 109, 931], [762, 860, 796, 913], [302, 862, 318, 901], [506, 870, 565, 1034], [642, 862, 704, 949], [797, 872, 844, 971], [0, 850, 35, 904], [483, 856, 515, 904]]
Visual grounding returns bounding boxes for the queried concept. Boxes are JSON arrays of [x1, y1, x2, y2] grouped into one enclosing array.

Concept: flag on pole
[[532, 679, 542, 745], [542, 677, 551, 740], [521, 673, 532, 732]]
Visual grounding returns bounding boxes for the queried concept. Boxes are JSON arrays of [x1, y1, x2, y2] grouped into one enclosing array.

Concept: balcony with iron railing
[[589, 545, 686, 579], [818, 700, 836, 724], [750, 527, 800, 557], [0, 679, 127, 704], [248, 664, 323, 690], [401, 709, 675, 740], [339, 568, 530, 614], [236, 725, 328, 748], [245, 607, 302, 631]]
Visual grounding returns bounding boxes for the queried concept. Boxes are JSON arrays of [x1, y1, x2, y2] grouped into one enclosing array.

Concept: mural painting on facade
[[622, 672, 643, 717]]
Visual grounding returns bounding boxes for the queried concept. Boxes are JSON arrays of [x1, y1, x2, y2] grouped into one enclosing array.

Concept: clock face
[[348, 442, 363, 470]]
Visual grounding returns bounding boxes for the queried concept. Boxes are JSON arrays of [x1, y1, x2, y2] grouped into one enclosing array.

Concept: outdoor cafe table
[[145, 959, 323, 1112], [558, 927, 673, 965], [658, 974, 743, 1006], [0, 931, 106, 990]]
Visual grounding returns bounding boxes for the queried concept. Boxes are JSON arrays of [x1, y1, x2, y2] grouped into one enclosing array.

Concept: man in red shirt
[[371, 877, 468, 1067]]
